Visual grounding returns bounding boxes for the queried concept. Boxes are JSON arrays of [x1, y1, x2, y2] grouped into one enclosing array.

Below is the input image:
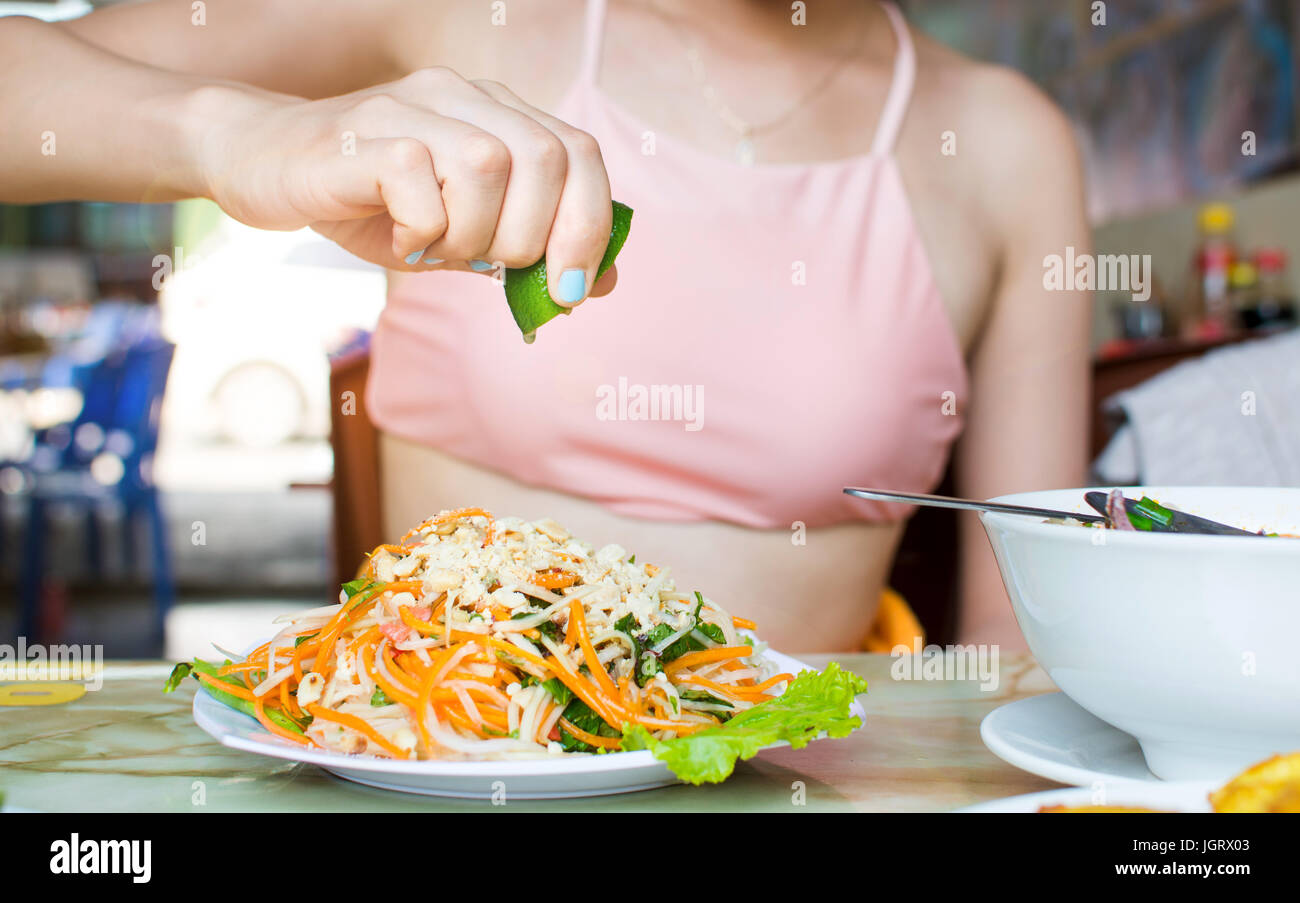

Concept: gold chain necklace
[[654, 4, 869, 165]]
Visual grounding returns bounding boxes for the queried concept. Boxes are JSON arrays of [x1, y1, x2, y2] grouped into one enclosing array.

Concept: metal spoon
[[1082, 491, 1256, 536], [842, 487, 1108, 524], [843, 486, 1260, 536]]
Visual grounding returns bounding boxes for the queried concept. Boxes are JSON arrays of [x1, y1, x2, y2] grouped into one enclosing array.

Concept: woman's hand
[[196, 68, 616, 306]]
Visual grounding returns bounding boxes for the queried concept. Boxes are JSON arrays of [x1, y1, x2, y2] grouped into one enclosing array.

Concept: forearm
[[59, 0, 409, 99], [0, 16, 285, 204]]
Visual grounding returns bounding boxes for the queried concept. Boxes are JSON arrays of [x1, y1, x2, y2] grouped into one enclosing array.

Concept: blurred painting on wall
[[908, 0, 1299, 221]]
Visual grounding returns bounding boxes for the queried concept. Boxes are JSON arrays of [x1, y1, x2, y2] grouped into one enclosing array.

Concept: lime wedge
[[504, 201, 633, 340]]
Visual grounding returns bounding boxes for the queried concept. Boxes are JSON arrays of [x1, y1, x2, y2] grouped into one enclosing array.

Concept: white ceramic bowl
[[980, 486, 1300, 782]]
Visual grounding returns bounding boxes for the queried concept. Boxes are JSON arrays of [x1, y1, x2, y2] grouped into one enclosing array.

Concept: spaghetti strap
[[871, 1, 916, 156], [578, 0, 609, 85]]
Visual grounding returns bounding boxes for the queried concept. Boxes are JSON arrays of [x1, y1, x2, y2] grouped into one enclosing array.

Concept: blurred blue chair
[[19, 337, 175, 644]]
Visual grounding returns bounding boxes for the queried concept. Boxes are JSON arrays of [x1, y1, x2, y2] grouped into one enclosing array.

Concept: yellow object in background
[[0, 682, 87, 706], [1198, 202, 1235, 234], [862, 587, 925, 653]]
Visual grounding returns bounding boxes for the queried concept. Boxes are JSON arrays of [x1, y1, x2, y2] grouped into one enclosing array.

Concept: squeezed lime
[[504, 201, 633, 340]]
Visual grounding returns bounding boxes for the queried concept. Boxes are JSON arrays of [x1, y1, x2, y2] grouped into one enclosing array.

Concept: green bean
[[164, 658, 307, 734]]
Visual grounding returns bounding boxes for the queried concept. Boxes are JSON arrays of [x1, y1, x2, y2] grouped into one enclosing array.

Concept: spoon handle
[[843, 487, 1108, 524]]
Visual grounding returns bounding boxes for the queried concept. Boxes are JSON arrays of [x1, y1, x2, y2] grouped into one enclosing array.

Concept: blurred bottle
[[1238, 248, 1296, 331], [1187, 202, 1236, 338], [1110, 293, 1164, 341], [1228, 259, 1258, 325]]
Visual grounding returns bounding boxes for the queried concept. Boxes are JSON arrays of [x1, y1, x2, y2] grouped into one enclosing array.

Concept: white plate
[[958, 781, 1215, 813], [192, 649, 864, 799], [981, 692, 1159, 786]]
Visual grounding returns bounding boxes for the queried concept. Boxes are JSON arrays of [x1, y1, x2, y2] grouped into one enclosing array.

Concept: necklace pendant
[[735, 135, 756, 166]]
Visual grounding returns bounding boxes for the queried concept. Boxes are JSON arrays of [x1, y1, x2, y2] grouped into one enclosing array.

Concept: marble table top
[[0, 653, 1063, 812]]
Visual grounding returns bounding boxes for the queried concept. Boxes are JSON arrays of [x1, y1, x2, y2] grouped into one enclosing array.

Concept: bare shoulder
[[914, 31, 1078, 154], [908, 28, 1086, 235], [893, 26, 1089, 347]]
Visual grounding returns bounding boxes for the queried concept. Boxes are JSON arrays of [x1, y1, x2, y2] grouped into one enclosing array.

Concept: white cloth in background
[[1093, 329, 1300, 486]]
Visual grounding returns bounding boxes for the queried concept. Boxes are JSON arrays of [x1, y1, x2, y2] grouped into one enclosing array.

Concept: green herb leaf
[[162, 662, 192, 693], [637, 654, 663, 685], [557, 697, 620, 752], [341, 577, 372, 598], [679, 689, 733, 710], [652, 596, 728, 663], [371, 686, 394, 707], [540, 677, 573, 706]]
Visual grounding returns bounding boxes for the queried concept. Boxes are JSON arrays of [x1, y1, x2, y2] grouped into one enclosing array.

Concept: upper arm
[[59, 0, 413, 97], [951, 68, 1092, 640], [955, 67, 1092, 505]]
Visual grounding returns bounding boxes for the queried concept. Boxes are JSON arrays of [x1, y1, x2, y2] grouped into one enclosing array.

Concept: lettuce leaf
[[621, 662, 867, 784]]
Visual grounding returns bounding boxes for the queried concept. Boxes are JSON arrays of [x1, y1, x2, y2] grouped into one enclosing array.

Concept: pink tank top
[[368, 0, 967, 528]]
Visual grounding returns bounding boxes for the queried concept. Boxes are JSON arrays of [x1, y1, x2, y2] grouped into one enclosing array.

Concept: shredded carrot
[[545, 653, 627, 728], [675, 671, 793, 702], [732, 616, 757, 630], [477, 705, 510, 732], [414, 667, 438, 754], [457, 632, 551, 674], [400, 607, 440, 637], [746, 671, 796, 694], [364, 544, 409, 576], [314, 586, 398, 680], [569, 600, 621, 700], [196, 670, 256, 701], [279, 678, 302, 719], [362, 644, 419, 707], [531, 569, 579, 590], [348, 625, 381, 656], [401, 507, 495, 547], [290, 637, 319, 681], [380, 643, 422, 695], [558, 717, 621, 750], [441, 705, 492, 738], [219, 660, 266, 675], [307, 705, 408, 758], [253, 696, 310, 745], [664, 645, 753, 675]]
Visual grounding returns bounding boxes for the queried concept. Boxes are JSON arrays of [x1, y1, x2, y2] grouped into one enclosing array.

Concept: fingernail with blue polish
[[404, 249, 425, 266], [423, 257, 444, 265], [469, 259, 494, 272], [558, 268, 587, 304]]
